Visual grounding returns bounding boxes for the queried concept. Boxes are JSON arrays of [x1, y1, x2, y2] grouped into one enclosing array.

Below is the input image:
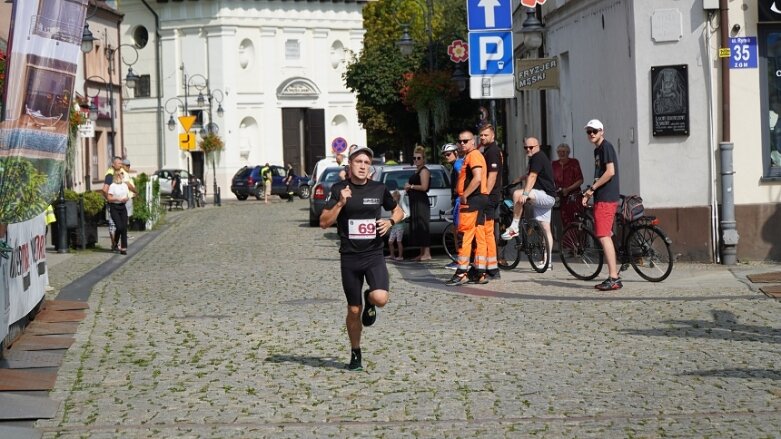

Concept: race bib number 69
[[348, 219, 376, 240]]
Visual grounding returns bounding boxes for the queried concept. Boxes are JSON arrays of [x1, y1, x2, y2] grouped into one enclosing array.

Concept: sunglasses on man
[[586, 129, 600, 135]]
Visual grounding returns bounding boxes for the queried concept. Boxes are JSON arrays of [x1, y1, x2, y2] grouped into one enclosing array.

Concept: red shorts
[[593, 201, 619, 238]]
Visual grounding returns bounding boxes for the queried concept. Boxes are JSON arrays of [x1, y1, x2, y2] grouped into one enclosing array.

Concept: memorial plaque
[[651, 64, 689, 136]]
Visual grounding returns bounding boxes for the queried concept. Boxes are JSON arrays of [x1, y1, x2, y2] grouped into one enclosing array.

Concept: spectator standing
[[582, 119, 622, 291], [447, 130, 489, 286], [479, 124, 503, 279], [102, 157, 124, 251], [501, 137, 557, 270], [386, 190, 407, 260], [404, 145, 432, 261], [441, 143, 460, 270], [171, 171, 183, 200], [384, 151, 399, 165], [319, 145, 404, 371], [552, 143, 584, 229], [283, 163, 296, 202], [107, 171, 131, 255], [260, 163, 272, 204]]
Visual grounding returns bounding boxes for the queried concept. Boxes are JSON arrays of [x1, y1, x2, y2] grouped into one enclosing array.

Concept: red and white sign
[[520, 0, 547, 7], [447, 39, 469, 63]]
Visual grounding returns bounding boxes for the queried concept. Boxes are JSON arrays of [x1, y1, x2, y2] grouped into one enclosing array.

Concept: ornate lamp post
[[165, 67, 225, 207]]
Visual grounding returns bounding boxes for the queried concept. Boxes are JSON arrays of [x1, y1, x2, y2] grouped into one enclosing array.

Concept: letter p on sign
[[479, 36, 503, 71]]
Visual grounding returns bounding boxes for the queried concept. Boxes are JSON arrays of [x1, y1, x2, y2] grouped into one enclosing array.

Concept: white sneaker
[[501, 226, 519, 241]]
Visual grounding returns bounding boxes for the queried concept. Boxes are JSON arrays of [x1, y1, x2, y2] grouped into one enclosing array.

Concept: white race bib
[[348, 219, 377, 240]]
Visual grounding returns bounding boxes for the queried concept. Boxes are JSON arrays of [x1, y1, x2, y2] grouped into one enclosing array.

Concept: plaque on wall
[[651, 64, 689, 137]]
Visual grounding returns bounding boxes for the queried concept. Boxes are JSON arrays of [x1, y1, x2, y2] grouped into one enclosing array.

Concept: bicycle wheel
[[498, 235, 522, 269], [627, 225, 674, 282], [525, 221, 550, 273], [442, 223, 458, 262], [559, 224, 603, 280]]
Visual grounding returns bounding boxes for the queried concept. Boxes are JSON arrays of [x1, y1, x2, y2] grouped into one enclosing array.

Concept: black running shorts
[[340, 251, 389, 306]]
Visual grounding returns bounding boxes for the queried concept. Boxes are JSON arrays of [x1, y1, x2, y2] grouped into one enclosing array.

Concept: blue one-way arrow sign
[[467, 0, 512, 31]]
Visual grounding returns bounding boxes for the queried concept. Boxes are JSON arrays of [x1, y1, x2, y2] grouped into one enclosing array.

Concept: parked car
[[231, 165, 311, 201], [372, 164, 452, 238], [309, 166, 344, 226], [153, 168, 191, 195]]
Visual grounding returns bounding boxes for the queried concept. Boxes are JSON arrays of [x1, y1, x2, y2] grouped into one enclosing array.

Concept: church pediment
[[277, 77, 320, 99]]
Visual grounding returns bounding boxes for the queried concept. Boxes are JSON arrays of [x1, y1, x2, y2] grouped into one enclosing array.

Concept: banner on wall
[[0, 0, 88, 224], [5, 213, 47, 324]]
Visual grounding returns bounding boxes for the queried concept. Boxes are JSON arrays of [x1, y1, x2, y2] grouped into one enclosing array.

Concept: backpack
[[621, 195, 645, 222]]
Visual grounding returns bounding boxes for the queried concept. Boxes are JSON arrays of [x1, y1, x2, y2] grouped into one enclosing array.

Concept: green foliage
[[130, 172, 163, 226], [343, 0, 479, 154], [0, 157, 49, 223], [198, 132, 224, 154], [62, 189, 106, 217]]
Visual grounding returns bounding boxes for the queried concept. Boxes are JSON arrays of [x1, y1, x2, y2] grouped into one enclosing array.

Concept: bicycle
[[440, 210, 457, 262], [558, 195, 674, 282], [496, 184, 550, 272]]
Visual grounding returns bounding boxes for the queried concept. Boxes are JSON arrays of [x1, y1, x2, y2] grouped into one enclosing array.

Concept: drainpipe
[[719, 0, 738, 264], [140, 0, 164, 169]]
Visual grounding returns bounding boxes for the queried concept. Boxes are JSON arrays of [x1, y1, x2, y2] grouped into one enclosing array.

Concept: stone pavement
[[35, 199, 781, 438]]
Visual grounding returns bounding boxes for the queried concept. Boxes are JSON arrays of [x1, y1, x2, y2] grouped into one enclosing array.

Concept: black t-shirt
[[593, 139, 620, 202], [482, 142, 503, 202], [325, 179, 397, 254], [528, 151, 556, 197]]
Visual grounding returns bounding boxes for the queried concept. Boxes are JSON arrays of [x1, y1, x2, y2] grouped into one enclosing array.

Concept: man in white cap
[[582, 119, 622, 291], [320, 144, 404, 371]]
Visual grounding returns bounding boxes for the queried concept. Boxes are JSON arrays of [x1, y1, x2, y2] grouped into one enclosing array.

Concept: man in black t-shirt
[[501, 137, 556, 269], [283, 163, 296, 202], [479, 124, 503, 278], [320, 145, 403, 372], [582, 119, 622, 291]]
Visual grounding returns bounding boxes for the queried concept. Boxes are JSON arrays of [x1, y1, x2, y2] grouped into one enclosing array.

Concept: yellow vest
[[45, 204, 56, 225]]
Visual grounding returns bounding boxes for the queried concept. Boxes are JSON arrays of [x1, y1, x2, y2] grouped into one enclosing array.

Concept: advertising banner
[[0, 0, 88, 224], [5, 213, 47, 324]]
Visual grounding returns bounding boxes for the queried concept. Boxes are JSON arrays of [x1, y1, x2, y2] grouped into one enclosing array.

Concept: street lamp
[[518, 7, 544, 54], [164, 67, 226, 206]]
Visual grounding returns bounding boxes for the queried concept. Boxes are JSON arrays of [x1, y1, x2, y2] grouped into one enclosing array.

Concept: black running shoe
[[347, 351, 363, 371], [361, 289, 376, 327], [446, 272, 469, 286], [468, 272, 489, 284], [595, 277, 623, 291]]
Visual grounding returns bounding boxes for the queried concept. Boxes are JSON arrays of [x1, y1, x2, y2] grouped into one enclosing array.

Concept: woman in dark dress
[[404, 145, 432, 261]]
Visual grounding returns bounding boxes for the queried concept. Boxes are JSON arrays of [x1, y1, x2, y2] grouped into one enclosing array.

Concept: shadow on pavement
[[265, 354, 345, 370], [620, 309, 781, 344]]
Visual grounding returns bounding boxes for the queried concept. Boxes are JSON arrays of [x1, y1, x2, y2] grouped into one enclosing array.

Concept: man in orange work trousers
[[446, 129, 490, 286]]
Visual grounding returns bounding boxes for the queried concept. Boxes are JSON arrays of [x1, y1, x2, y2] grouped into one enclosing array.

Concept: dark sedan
[[308, 166, 343, 226], [231, 165, 311, 201]]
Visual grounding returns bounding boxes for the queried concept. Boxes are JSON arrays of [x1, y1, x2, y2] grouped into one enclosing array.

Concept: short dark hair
[[478, 124, 494, 134], [385, 151, 395, 160]]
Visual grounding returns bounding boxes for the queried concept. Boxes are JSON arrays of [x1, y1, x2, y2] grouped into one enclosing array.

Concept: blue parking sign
[[467, 0, 512, 31], [468, 31, 514, 76], [730, 36, 757, 69]]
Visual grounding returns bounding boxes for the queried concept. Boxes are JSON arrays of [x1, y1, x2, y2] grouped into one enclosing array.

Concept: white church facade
[[118, 0, 368, 191]]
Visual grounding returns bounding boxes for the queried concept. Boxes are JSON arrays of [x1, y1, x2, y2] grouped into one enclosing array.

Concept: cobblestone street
[[39, 200, 781, 438]]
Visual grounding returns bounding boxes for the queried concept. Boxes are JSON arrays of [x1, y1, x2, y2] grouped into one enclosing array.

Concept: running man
[[320, 145, 404, 371]]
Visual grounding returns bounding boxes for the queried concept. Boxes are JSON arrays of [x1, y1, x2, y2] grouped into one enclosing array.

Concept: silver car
[[372, 164, 452, 237]]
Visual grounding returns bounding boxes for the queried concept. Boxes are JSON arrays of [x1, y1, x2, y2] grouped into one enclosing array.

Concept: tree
[[344, 0, 479, 157]]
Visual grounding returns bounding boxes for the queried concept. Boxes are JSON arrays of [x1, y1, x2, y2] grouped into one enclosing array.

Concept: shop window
[[760, 25, 781, 178]]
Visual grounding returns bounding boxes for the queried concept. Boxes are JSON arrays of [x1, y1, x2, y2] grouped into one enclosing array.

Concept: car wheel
[[298, 185, 311, 199], [254, 187, 264, 200], [236, 194, 248, 201]]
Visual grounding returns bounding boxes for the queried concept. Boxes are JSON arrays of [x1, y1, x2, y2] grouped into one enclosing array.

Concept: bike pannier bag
[[622, 195, 644, 222]]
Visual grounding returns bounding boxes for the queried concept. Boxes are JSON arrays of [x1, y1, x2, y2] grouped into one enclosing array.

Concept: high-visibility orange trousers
[[456, 208, 487, 273], [484, 216, 498, 272]]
